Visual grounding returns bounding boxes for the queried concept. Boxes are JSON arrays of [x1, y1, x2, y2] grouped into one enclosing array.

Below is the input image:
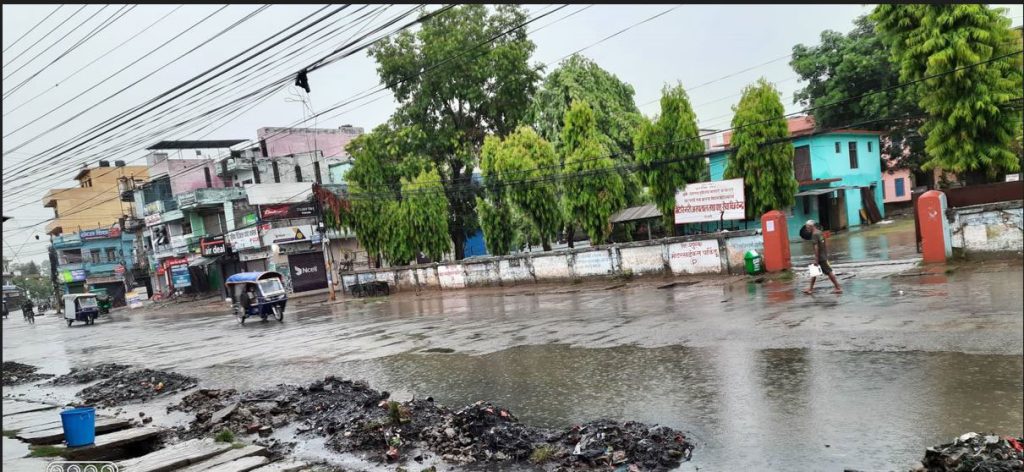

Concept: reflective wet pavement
[[3, 257, 1022, 470]]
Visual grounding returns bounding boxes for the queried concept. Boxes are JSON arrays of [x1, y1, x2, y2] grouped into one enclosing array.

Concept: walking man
[[803, 220, 842, 294]]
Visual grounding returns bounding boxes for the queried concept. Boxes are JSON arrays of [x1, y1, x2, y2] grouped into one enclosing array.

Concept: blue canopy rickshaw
[[224, 271, 287, 324]]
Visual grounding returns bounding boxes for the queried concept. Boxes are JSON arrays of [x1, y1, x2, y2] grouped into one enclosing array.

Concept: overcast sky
[[3, 4, 1022, 264]]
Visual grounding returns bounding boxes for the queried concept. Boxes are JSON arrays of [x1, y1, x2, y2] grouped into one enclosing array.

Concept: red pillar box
[[916, 190, 951, 263], [760, 210, 792, 272]]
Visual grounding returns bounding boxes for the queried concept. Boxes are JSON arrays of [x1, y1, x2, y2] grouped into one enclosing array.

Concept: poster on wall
[[674, 178, 746, 224], [170, 264, 191, 288], [286, 252, 327, 293], [60, 269, 87, 283], [668, 240, 722, 275]]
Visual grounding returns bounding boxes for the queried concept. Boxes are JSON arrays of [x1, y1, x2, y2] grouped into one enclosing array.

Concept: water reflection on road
[[3, 257, 1022, 471]]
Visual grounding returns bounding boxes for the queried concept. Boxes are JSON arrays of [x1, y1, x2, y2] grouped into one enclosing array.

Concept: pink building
[[146, 153, 226, 194], [257, 125, 364, 158]]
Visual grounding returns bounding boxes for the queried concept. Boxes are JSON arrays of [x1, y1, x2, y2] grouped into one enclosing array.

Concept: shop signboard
[[170, 264, 191, 288], [674, 178, 746, 224], [262, 225, 317, 246], [286, 251, 327, 293], [259, 203, 316, 220], [227, 227, 262, 251], [200, 235, 228, 257], [60, 269, 87, 283], [80, 225, 121, 240], [242, 213, 258, 225], [145, 213, 163, 227]]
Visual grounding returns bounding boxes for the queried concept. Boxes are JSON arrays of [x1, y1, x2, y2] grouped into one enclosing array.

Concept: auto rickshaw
[[224, 271, 288, 324], [63, 293, 100, 327]]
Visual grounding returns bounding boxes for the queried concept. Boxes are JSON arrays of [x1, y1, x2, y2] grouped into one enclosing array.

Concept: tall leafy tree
[[343, 124, 427, 266], [479, 127, 563, 251], [634, 83, 707, 228], [477, 134, 518, 255], [398, 168, 451, 263], [723, 79, 798, 219], [790, 15, 926, 172], [530, 54, 646, 207], [561, 100, 625, 244], [871, 5, 1023, 182], [369, 5, 541, 259]]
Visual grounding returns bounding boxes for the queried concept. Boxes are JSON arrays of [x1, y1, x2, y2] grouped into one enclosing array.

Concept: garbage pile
[[420, 401, 551, 464], [914, 432, 1024, 472], [51, 363, 132, 385], [553, 420, 694, 470], [2, 361, 53, 385], [77, 368, 198, 406], [167, 375, 695, 471], [170, 387, 303, 441]]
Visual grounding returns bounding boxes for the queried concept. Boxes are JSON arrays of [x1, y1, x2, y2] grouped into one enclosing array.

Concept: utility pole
[[312, 184, 336, 302]]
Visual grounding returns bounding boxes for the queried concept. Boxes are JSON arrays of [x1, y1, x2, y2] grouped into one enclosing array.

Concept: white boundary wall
[[340, 230, 764, 293]]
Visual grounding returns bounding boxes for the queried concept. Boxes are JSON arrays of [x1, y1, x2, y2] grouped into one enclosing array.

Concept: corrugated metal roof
[[610, 204, 661, 223], [245, 183, 313, 205], [146, 140, 246, 150]]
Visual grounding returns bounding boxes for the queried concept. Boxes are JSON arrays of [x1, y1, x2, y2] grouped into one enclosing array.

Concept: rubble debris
[[166, 376, 695, 471], [913, 432, 1024, 472], [2, 361, 54, 385], [76, 368, 197, 407], [50, 363, 132, 385]]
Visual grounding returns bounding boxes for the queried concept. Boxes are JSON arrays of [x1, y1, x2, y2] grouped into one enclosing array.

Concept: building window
[[182, 219, 192, 235], [882, 182, 887, 198], [835, 142, 841, 153], [272, 161, 280, 183], [848, 142, 858, 169], [89, 250, 101, 264], [204, 167, 213, 188], [314, 162, 322, 184], [294, 165, 303, 182], [867, 141, 873, 153], [895, 177, 906, 197], [105, 247, 117, 262]]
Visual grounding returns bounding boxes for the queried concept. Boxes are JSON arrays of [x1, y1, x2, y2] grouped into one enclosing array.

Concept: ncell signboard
[[674, 178, 745, 224], [287, 251, 327, 293]]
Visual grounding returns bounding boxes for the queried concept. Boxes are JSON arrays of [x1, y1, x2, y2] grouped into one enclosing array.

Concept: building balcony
[[175, 187, 247, 210], [144, 199, 178, 216], [215, 158, 257, 176], [52, 234, 83, 249]]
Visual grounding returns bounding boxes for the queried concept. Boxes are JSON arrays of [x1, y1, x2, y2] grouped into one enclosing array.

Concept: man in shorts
[[804, 220, 842, 294]]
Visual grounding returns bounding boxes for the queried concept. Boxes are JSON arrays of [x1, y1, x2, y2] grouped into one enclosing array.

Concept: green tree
[[398, 168, 451, 263], [723, 79, 798, 219], [479, 127, 563, 251], [871, 5, 1023, 182], [369, 5, 541, 259], [561, 100, 625, 244], [475, 196, 517, 256], [530, 54, 645, 207], [343, 124, 427, 266], [790, 15, 926, 172], [634, 83, 707, 228]]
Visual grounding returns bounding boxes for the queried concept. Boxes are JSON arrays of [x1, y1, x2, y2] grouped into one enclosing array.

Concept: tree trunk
[[566, 227, 575, 249], [452, 234, 466, 260], [542, 240, 551, 251]]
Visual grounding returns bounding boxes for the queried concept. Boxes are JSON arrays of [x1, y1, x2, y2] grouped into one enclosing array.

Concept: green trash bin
[[744, 250, 763, 275]]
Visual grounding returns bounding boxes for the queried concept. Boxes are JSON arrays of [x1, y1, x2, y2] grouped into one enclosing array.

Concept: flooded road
[[3, 259, 1022, 471]]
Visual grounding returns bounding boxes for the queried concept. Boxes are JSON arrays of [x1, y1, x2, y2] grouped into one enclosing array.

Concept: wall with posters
[[339, 230, 761, 294]]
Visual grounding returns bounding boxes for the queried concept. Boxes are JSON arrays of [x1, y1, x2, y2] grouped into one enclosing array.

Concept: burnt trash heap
[[913, 432, 1024, 472], [169, 375, 695, 471]]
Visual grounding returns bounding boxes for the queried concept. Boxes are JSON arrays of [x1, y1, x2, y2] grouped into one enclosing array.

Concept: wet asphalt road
[[3, 257, 1022, 471]]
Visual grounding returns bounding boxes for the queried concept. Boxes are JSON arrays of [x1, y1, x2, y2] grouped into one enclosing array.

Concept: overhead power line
[[2, 5, 186, 118], [1, 4, 86, 69], [2, 4, 110, 83], [2, 5, 64, 54]]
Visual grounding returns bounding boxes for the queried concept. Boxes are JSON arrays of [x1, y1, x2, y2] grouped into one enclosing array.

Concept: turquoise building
[[707, 118, 885, 240], [52, 227, 138, 306]]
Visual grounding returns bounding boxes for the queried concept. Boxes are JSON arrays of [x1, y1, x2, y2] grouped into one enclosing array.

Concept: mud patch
[[2, 361, 53, 385], [77, 368, 198, 407], [50, 363, 133, 385]]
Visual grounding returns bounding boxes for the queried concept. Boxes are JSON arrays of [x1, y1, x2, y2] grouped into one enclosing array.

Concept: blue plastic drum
[[60, 407, 96, 447]]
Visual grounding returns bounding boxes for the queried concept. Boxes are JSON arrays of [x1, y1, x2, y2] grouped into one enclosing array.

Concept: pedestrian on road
[[802, 220, 842, 295]]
